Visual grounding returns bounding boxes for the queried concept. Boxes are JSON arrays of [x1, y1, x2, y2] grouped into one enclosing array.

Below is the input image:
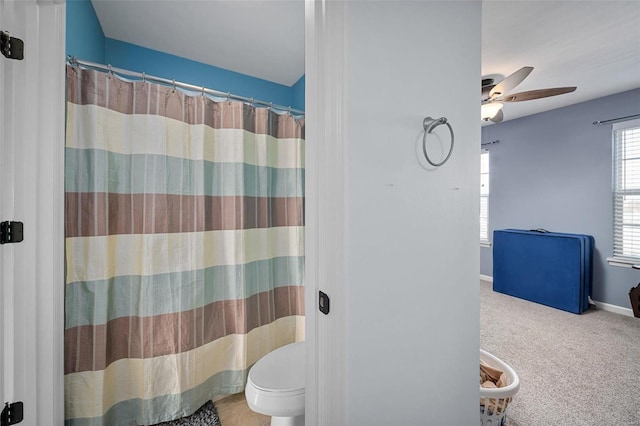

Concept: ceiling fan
[[481, 66, 577, 123]]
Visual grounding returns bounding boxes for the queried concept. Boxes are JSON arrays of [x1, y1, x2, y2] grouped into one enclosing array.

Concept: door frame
[[0, 0, 66, 423], [304, 1, 348, 424], [3, 0, 354, 423]]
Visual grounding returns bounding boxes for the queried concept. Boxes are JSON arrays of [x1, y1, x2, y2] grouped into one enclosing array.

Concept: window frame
[[480, 149, 490, 246], [609, 118, 640, 266]]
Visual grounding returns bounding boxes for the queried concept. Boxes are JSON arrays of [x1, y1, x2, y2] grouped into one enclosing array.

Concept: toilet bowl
[[245, 341, 305, 426]]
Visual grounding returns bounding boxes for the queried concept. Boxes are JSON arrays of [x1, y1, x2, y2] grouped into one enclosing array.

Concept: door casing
[[0, 1, 65, 424]]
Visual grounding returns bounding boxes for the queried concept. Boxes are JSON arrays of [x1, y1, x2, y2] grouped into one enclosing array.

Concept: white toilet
[[245, 341, 305, 426]]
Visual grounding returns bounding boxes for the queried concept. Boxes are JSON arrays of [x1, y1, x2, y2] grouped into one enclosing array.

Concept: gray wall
[[481, 89, 640, 308], [345, 2, 481, 424]]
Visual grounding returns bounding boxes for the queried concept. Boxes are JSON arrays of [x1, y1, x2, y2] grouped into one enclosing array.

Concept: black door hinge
[[1, 31, 24, 61], [1, 402, 24, 426], [0, 221, 23, 244]]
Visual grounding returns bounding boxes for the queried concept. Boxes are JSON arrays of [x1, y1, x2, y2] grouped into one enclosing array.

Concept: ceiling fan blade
[[499, 86, 577, 102], [490, 109, 503, 123], [489, 66, 533, 99]]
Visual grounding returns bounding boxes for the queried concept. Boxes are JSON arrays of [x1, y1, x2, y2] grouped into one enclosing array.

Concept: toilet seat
[[249, 341, 305, 392], [245, 341, 305, 419]]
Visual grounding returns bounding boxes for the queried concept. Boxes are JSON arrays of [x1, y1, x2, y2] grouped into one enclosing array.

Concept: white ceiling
[[482, 0, 640, 122], [92, 0, 306, 86], [93, 0, 640, 122]]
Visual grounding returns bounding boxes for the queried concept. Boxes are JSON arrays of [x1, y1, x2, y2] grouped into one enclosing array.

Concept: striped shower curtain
[[64, 66, 305, 425]]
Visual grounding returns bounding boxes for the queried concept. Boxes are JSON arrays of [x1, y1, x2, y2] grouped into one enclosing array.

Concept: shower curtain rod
[[67, 56, 305, 116], [592, 113, 640, 126]]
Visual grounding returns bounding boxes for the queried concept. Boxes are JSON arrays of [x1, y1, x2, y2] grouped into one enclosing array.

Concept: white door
[[0, 1, 65, 424], [0, 4, 27, 419]]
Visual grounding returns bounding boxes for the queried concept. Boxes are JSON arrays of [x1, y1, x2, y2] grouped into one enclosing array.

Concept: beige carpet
[[480, 280, 640, 426]]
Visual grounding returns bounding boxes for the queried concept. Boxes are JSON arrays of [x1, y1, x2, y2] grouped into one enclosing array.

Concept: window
[[480, 150, 489, 243], [612, 119, 640, 261]]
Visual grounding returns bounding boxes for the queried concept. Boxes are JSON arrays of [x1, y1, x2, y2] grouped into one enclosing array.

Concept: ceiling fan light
[[481, 102, 503, 120]]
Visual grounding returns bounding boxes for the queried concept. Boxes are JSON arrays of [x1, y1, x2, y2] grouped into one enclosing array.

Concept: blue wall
[[104, 39, 295, 108], [481, 89, 640, 308], [291, 75, 305, 112], [66, 0, 304, 111], [66, 0, 105, 63]]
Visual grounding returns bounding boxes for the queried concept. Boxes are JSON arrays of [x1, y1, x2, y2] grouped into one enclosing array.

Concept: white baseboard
[[479, 274, 634, 318], [480, 274, 493, 283], [591, 300, 635, 318]]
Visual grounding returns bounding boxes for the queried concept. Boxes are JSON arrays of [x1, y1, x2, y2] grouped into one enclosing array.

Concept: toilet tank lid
[[249, 341, 305, 392]]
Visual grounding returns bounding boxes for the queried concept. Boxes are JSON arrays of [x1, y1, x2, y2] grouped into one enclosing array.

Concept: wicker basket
[[480, 350, 520, 426]]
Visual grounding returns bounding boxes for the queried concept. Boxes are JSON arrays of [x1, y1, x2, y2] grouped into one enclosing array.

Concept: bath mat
[[155, 401, 221, 426]]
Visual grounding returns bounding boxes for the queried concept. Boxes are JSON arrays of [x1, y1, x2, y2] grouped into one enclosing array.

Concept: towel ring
[[422, 116, 454, 167]]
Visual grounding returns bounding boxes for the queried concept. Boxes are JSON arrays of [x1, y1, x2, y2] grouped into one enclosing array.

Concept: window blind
[[613, 118, 640, 260], [480, 150, 489, 241]]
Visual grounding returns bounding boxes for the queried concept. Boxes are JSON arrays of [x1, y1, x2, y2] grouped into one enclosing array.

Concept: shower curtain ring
[[172, 79, 176, 93], [422, 116, 454, 167], [107, 64, 113, 78]]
